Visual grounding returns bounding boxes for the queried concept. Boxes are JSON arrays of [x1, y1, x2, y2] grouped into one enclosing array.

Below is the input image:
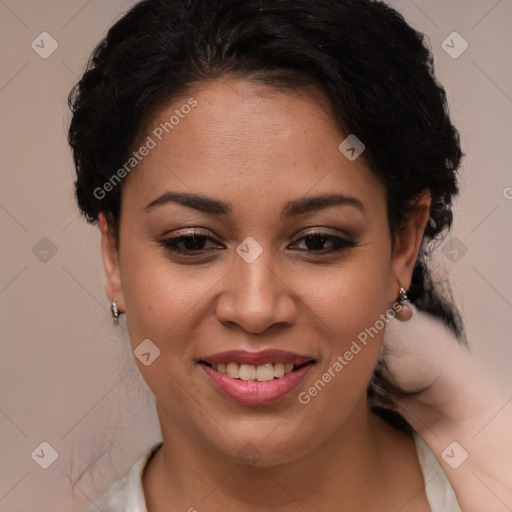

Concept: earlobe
[[99, 213, 125, 313], [391, 189, 431, 296]]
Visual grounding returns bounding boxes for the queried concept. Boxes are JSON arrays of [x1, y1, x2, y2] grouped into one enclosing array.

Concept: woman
[[67, 0, 509, 510]]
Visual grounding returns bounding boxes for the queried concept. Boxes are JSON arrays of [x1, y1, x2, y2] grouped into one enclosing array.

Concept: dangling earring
[[111, 299, 120, 324], [395, 285, 413, 322]]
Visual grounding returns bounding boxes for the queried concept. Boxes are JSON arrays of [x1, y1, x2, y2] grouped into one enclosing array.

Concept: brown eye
[[161, 234, 222, 255], [289, 233, 358, 254]]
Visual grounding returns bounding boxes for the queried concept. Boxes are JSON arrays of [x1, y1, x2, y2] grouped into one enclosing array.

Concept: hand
[[382, 304, 512, 512]]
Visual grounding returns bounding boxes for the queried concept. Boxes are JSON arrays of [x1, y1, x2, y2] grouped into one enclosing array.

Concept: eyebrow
[[145, 191, 365, 218]]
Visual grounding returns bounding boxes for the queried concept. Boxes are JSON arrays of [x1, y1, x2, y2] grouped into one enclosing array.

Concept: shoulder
[[84, 443, 163, 512], [413, 433, 462, 512]]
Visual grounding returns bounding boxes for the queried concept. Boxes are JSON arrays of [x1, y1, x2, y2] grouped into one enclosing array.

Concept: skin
[[99, 77, 432, 511]]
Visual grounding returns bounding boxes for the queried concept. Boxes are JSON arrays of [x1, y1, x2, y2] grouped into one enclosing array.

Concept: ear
[[98, 213, 125, 313], [390, 189, 431, 298]]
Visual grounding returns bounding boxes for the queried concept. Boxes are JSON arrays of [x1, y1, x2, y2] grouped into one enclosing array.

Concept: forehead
[[122, 77, 385, 217]]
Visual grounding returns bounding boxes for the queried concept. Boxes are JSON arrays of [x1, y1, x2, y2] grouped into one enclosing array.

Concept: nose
[[214, 245, 297, 334]]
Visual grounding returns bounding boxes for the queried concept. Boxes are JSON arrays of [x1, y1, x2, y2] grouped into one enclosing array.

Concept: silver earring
[[398, 287, 408, 303], [111, 299, 120, 324], [396, 285, 413, 322]]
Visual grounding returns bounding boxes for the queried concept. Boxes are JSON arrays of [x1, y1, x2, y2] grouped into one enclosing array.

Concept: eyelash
[[159, 231, 358, 256]]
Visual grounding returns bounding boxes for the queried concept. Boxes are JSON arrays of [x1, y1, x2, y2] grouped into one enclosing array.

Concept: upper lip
[[200, 349, 314, 366]]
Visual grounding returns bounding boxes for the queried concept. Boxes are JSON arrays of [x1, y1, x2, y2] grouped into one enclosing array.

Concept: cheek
[[296, 291, 389, 426], [120, 251, 224, 352], [301, 246, 391, 340], [118, 252, 219, 412], [299, 243, 392, 397]]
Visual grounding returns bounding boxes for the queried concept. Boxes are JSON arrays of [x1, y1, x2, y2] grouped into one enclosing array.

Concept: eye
[[159, 229, 358, 257], [289, 231, 358, 254], [160, 233, 222, 255]]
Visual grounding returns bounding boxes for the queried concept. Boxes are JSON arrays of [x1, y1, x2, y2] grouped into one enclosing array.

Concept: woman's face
[[101, 77, 426, 465]]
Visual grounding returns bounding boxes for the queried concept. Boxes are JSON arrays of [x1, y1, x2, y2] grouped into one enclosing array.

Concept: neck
[[142, 397, 417, 511]]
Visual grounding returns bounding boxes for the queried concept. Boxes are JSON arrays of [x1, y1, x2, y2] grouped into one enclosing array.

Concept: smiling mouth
[[200, 361, 313, 382]]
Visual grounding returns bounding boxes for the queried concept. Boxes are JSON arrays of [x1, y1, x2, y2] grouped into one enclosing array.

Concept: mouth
[[200, 361, 311, 381], [198, 350, 316, 405]]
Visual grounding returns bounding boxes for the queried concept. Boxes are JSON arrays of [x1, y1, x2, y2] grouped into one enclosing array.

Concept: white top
[[85, 433, 461, 511]]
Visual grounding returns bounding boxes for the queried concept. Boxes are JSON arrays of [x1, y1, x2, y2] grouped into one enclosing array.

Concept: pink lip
[[200, 361, 315, 406], [201, 349, 312, 366]]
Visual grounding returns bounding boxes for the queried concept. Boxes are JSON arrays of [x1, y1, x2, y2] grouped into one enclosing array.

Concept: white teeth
[[239, 364, 256, 381], [226, 362, 240, 379], [210, 361, 299, 381], [255, 363, 275, 381], [274, 362, 285, 378]]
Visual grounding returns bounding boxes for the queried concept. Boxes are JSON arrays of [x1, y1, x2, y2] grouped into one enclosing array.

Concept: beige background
[[1, 0, 511, 510]]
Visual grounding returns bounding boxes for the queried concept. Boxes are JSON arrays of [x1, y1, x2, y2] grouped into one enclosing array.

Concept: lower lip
[[200, 362, 314, 406]]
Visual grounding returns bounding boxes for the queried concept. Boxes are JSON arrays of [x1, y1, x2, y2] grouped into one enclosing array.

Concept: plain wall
[[1, 0, 511, 510]]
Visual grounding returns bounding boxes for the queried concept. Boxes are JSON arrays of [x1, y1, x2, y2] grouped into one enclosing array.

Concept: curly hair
[[68, 0, 465, 434]]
